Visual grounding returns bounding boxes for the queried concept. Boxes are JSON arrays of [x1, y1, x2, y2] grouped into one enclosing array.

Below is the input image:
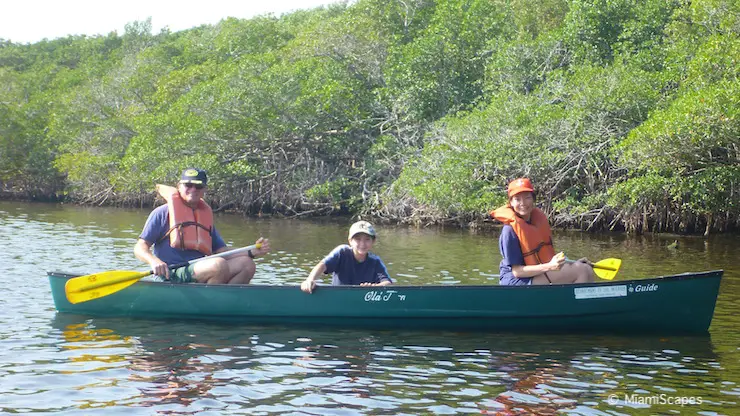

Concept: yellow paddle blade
[[591, 258, 622, 280], [66, 275, 144, 304], [65, 270, 151, 304]]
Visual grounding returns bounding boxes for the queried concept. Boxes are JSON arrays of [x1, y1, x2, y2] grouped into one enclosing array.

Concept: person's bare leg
[[573, 262, 596, 283], [224, 255, 255, 284], [193, 258, 230, 284], [531, 263, 594, 285]]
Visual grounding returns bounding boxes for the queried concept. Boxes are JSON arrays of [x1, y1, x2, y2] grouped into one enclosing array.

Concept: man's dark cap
[[179, 168, 207, 185]]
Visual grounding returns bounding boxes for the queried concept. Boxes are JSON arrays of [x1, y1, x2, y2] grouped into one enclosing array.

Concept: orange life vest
[[156, 184, 213, 255], [490, 206, 555, 265]]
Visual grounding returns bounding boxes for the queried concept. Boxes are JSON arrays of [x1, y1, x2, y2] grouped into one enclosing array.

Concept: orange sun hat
[[507, 178, 535, 198]]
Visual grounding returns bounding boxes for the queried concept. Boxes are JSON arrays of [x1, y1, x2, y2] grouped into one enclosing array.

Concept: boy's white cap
[[348, 220, 376, 239]]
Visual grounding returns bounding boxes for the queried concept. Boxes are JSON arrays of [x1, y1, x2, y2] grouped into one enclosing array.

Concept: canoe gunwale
[[47, 269, 724, 290]]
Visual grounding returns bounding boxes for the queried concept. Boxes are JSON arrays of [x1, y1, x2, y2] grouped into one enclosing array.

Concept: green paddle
[[65, 244, 260, 304]]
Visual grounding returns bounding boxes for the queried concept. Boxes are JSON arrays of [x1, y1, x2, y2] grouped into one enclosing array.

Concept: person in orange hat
[[490, 178, 595, 285]]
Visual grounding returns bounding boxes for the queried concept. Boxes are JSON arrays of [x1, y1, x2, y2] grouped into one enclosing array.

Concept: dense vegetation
[[1, 0, 738, 234]]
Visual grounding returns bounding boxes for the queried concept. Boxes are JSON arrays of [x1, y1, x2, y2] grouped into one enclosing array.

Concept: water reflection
[[52, 315, 243, 412], [47, 314, 733, 415]]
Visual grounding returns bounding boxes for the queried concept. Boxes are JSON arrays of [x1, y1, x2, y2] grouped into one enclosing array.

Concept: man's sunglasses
[[183, 183, 205, 190]]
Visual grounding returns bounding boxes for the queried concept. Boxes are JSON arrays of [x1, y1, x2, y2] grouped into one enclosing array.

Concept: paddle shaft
[[484, 260, 616, 278], [459, 257, 620, 280], [152, 243, 260, 279], [69, 244, 260, 293], [566, 258, 617, 271]]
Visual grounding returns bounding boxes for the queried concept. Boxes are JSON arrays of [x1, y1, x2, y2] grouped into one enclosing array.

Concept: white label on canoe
[[574, 285, 628, 299]]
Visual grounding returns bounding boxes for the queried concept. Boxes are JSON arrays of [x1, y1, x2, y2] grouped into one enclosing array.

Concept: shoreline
[[3, 195, 736, 237]]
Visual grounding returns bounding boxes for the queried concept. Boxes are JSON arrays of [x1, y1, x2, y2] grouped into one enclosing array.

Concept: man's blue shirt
[[139, 204, 227, 265]]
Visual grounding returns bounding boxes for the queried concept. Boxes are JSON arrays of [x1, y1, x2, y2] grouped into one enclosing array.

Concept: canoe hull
[[48, 270, 723, 334]]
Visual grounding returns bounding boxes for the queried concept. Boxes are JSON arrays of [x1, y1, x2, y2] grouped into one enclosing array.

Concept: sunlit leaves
[[1, 0, 739, 232]]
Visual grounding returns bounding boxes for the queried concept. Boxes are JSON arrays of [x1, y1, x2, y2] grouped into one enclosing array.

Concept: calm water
[[1, 200, 739, 415]]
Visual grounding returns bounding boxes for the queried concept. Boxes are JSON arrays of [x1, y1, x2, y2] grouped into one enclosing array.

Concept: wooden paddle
[[567, 257, 622, 280], [65, 244, 261, 304]]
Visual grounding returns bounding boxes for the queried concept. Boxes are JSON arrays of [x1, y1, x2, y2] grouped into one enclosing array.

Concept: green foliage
[[485, 36, 570, 95], [1, 0, 738, 232], [619, 82, 739, 173], [509, 0, 569, 40], [563, 0, 679, 65], [606, 173, 676, 212], [305, 176, 363, 212], [384, 0, 510, 121], [609, 31, 739, 231], [396, 60, 665, 221]]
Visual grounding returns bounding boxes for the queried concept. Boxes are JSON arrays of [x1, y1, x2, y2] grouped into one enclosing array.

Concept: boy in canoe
[[300, 220, 393, 293], [490, 178, 595, 285], [134, 168, 270, 284]]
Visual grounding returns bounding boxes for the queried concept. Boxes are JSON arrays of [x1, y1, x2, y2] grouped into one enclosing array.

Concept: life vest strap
[[158, 221, 212, 249], [521, 240, 553, 257]]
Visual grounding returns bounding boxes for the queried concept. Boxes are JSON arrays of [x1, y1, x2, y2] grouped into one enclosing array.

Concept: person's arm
[[134, 238, 170, 278], [511, 252, 565, 278], [136, 207, 171, 278], [251, 237, 270, 257], [360, 257, 393, 286], [301, 261, 326, 294], [378, 260, 393, 285], [210, 221, 269, 256], [301, 246, 344, 293], [210, 226, 229, 254], [499, 226, 563, 278], [361, 279, 393, 287], [211, 229, 270, 258]]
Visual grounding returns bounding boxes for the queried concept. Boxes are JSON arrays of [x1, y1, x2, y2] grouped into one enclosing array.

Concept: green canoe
[[48, 270, 723, 334]]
